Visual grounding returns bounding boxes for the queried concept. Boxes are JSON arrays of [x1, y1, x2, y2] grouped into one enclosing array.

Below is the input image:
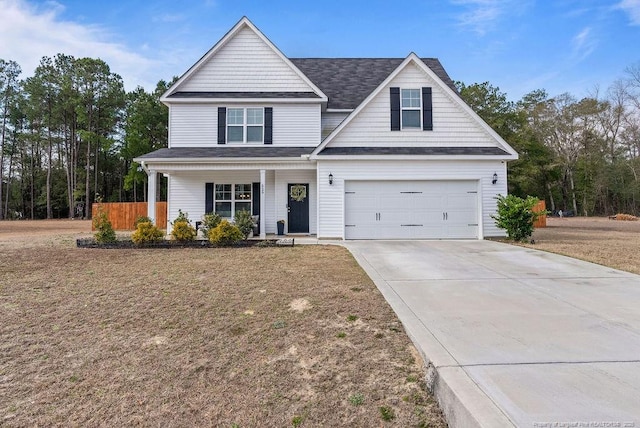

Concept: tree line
[[1, 54, 639, 219], [0, 55, 172, 220], [457, 67, 640, 216]]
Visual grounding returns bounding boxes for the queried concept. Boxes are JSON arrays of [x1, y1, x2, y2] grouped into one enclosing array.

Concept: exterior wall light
[[329, 173, 334, 185], [492, 172, 498, 185]]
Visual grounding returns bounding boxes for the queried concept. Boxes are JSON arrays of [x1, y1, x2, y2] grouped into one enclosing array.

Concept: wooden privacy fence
[[533, 200, 547, 228], [92, 202, 167, 230]]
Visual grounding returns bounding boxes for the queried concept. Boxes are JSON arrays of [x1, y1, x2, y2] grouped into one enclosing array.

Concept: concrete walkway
[[344, 240, 640, 427]]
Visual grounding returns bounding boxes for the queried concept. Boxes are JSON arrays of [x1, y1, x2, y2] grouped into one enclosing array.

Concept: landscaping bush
[[492, 194, 543, 242], [170, 210, 196, 241], [200, 212, 222, 237], [209, 220, 243, 246], [134, 215, 152, 228], [93, 209, 117, 244], [234, 209, 255, 239], [132, 221, 164, 245]]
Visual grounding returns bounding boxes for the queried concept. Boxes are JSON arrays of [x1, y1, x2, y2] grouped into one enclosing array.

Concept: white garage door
[[344, 180, 479, 239]]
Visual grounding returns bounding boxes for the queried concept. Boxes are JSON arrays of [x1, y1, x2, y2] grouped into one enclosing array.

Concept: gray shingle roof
[[167, 91, 320, 99], [317, 147, 510, 156], [291, 58, 457, 110], [135, 147, 313, 160]]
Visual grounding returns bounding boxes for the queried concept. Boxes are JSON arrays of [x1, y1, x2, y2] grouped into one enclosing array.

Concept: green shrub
[[208, 219, 243, 246], [234, 209, 254, 239], [200, 212, 222, 237], [173, 209, 190, 223], [171, 220, 196, 241], [492, 194, 543, 242], [134, 215, 152, 228], [170, 210, 196, 241], [93, 209, 116, 244], [132, 221, 164, 244]]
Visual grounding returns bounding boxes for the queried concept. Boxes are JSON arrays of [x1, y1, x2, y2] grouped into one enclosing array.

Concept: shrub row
[[94, 209, 256, 247]]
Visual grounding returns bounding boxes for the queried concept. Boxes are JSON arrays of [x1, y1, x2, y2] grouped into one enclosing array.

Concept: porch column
[[147, 169, 157, 224], [260, 169, 266, 239]]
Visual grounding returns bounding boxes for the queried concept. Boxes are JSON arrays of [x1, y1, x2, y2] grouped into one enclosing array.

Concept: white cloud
[[0, 0, 159, 90], [450, 0, 529, 35], [571, 27, 596, 61], [617, 0, 640, 25]]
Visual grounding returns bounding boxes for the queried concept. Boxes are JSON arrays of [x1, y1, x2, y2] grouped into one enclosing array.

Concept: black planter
[[277, 222, 285, 235]]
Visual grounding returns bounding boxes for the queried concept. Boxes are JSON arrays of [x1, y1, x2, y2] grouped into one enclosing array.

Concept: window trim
[[226, 107, 264, 144], [214, 183, 252, 219], [400, 88, 422, 130]]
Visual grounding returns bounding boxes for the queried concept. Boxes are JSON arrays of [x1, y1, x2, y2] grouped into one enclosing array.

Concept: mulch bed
[[76, 238, 285, 249]]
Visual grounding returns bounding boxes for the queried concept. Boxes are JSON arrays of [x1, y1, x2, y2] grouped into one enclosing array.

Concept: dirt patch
[[521, 217, 640, 275], [0, 221, 446, 427], [289, 298, 312, 313]]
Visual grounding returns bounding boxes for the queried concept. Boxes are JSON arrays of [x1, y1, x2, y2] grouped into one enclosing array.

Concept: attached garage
[[344, 180, 479, 240]]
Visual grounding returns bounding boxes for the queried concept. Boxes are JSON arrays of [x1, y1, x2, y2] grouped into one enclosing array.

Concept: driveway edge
[[344, 243, 515, 428]]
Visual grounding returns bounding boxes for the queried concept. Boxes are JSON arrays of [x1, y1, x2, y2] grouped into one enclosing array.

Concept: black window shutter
[[252, 182, 260, 234], [422, 87, 433, 131], [217, 107, 226, 144], [205, 183, 214, 214], [264, 107, 273, 144], [390, 87, 400, 131]]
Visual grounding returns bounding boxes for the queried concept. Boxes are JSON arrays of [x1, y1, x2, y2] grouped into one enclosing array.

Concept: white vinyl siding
[[168, 103, 319, 147], [177, 27, 313, 93], [326, 63, 496, 147], [321, 112, 349, 140], [316, 160, 507, 239], [272, 104, 320, 146], [168, 104, 217, 147]]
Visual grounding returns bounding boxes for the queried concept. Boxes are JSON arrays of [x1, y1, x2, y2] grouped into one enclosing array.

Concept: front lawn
[[0, 222, 446, 427]]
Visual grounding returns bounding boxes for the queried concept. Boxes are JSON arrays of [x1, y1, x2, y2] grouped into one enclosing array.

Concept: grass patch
[[523, 217, 640, 275], [0, 221, 447, 427], [348, 393, 365, 406], [379, 405, 396, 421]]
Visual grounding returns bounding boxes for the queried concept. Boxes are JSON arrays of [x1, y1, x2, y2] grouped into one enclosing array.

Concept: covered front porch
[[140, 164, 317, 239]]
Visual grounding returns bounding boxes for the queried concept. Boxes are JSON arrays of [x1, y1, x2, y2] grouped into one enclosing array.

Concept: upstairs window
[[227, 108, 264, 143], [390, 87, 433, 131], [401, 89, 421, 129]]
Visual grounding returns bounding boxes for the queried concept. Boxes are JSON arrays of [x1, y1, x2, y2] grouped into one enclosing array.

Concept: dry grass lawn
[[0, 220, 446, 427], [523, 216, 640, 275]]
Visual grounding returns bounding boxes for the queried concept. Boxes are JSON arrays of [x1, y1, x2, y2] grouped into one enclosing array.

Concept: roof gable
[[161, 17, 326, 102], [291, 58, 457, 110], [311, 53, 517, 158]]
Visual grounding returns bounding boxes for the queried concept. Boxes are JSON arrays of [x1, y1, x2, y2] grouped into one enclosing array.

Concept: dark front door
[[287, 183, 309, 233]]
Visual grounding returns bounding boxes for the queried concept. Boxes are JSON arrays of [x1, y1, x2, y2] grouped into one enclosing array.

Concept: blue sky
[[1, 0, 639, 101]]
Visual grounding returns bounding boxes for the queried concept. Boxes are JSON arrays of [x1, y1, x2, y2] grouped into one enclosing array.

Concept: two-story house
[[135, 17, 518, 240]]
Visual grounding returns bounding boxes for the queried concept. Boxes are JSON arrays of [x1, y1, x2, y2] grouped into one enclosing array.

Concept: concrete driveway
[[344, 240, 640, 427]]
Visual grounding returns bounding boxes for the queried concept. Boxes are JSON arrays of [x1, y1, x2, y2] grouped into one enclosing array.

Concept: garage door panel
[[448, 193, 476, 210], [344, 180, 479, 240], [414, 194, 445, 210]]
